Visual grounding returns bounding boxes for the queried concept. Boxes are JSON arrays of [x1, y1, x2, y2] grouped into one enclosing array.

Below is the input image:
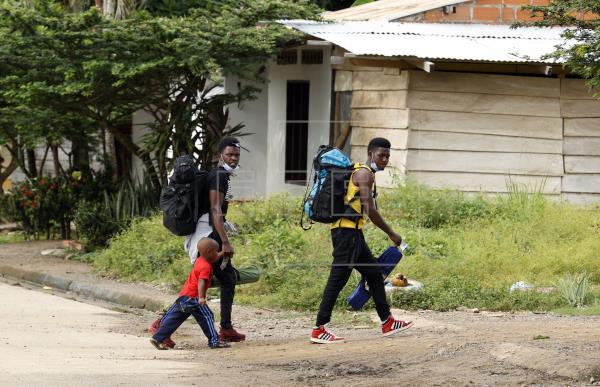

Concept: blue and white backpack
[[301, 145, 358, 229]]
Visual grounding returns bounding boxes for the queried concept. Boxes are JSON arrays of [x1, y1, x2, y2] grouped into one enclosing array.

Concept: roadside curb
[[0, 264, 168, 312]]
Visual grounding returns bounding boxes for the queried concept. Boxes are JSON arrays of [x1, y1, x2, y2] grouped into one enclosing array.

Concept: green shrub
[[558, 272, 591, 307], [89, 181, 600, 314], [74, 179, 159, 248], [378, 180, 493, 229], [1, 176, 77, 239], [91, 215, 189, 287], [74, 200, 125, 248]]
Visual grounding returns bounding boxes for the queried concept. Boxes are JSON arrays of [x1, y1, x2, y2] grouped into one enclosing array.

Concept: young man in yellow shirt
[[311, 138, 413, 344]]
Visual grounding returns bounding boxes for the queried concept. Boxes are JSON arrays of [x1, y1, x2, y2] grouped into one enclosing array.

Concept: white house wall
[[226, 46, 332, 199], [265, 47, 332, 197], [225, 76, 269, 199], [131, 110, 154, 183]]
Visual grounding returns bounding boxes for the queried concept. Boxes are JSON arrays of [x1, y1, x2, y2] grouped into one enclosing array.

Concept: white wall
[[265, 46, 332, 197], [226, 45, 332, 199], [225, 77, 269, 199], [131, 110, 154, 182]]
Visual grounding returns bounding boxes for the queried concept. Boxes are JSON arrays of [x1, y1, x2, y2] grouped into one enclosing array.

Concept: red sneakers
[[219, 327, 246, 342], [148, 318, 176, 349], [310, 324, 345, 344], [381, 316, 413, 337]]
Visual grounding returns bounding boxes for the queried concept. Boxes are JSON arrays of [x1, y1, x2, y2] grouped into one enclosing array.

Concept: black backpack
[[301, 145, 358, 229], [160, 155, 208, 236]]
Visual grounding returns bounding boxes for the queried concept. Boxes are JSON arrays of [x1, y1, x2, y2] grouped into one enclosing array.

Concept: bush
[[1, 176, 76, 239], [74, 178, 159, 248], [89, 182, 600, 314], [91, 214, 189, 287], [74, 200, 125, 248], [558, 272, 591, 308], [378, 180, 493, 229]]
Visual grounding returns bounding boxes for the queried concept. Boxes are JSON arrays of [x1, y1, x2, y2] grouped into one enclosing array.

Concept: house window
[[301, 49, 323, 65], [285, 81, 310, 184], [277, 49, 298, 65]]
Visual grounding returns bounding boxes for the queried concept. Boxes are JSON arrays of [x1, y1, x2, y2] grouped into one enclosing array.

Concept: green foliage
[[74, 179, 159, 247], [0, 1, 321, 189], [557, 272, 591, 307], [351, 0, 373, 6], [522, 1, 600, 94], [89, 182, 600, 313], [74, 200, 124, 248], [90, 214, 189, 286], [1, 176, 77, 238], [378, 180, 494, 229], [0, 231, 25, 244]]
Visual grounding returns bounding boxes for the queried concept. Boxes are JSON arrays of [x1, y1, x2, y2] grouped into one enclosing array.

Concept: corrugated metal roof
[[323, 0, 471, 22], [282, 21, 568, 64]]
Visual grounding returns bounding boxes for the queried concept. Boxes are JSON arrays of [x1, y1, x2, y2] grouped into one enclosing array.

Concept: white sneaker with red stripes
[[310, 323, 345, 344], [381, 316, 414, 337]]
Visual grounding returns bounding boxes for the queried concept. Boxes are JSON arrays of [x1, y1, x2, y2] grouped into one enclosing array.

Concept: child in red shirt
[[150, 238, 229, 349]]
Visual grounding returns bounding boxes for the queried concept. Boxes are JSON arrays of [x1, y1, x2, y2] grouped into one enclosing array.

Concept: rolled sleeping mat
[[346, 246, 403, 310]]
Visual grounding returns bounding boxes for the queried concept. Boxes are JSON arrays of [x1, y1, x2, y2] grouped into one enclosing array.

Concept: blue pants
[[153, 296, 219, 348]]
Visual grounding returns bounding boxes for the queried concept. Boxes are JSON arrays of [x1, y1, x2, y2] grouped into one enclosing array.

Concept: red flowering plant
[[2, 176, 76, 239]]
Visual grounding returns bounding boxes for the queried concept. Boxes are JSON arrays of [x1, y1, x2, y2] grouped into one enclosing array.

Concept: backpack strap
[[349, 163, 376, 203], [193, 174, 199, 223]]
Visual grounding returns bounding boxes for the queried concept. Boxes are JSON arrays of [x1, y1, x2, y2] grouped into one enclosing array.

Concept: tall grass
[[89, 181, 600, 312]]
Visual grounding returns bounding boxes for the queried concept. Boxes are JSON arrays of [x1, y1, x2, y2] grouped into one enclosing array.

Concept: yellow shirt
[[331, 164, 375, 230]]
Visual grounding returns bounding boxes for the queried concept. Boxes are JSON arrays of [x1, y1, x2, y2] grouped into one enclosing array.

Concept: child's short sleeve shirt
[[179, 257, 213, 298]]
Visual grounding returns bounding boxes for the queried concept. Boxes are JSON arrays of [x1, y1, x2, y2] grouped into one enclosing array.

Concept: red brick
[[504, 0, 528, 5], [424, 9, 444, 21], [473, 6, 501, 21], [502, 7, 515, 21], [516, 8, 543, 21], [475, 0, 502, 5], [581, 11, 600, 21], [441, 5, 472, 22]]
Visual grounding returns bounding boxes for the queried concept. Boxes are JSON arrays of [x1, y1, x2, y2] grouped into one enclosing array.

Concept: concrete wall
[[226, 45, 332, 199], [225, 76, 269, 198], [131, 110, 154, 182]]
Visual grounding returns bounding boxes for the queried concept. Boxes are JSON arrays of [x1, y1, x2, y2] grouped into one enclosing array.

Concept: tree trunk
[[106, 131, 119, 182], [50, 143, 62, 178], [26, 148, 37, 177], [105, 123, 162, 191], [6, 140, 30, 178], [0, 157, 18, 193], [38, 143, 50, 177]]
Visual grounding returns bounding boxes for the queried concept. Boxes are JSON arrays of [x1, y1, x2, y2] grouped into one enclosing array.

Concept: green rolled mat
[[211, 265, 261, 287]]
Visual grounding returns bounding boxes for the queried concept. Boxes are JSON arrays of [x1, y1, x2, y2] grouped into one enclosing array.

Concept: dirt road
[[2, 280, 599, 386]]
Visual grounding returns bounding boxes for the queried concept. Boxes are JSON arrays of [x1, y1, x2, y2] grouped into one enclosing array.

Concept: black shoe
[[210, 340, 231, 349], [150, 338, 168, 350]]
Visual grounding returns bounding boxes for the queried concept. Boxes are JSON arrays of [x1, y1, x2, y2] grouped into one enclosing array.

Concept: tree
[[525, 1, 600, 90], [0, 1, 320, 190], [311, 0, 353, 11]]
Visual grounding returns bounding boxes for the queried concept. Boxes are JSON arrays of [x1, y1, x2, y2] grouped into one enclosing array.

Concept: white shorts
[[184, 213, 213, 264]]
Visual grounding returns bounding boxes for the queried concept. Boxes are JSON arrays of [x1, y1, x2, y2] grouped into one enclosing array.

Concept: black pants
[[209, 231, 237, 329], [316, 228, 391, 326]]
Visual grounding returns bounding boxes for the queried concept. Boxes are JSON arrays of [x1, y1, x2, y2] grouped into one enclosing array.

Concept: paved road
[[0, 282, 199, 386]]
